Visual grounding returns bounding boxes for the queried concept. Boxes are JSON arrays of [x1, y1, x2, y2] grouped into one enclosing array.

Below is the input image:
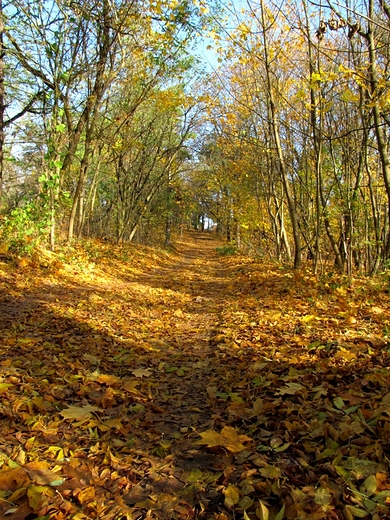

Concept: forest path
[[1, 231, 390, 520]]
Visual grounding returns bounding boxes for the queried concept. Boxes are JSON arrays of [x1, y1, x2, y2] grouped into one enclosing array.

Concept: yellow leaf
[[315, 487, 331, 505], [371, 306, 384, 315], [77, 486, 96, 504], [237, 22, 250, 35], [301, 314, 316, 323], [27, 485, 47, 510], [219, 426, 252, 452], [100, 418, 123, 431], [0, 467, 30, 491], [196, 429, 224, 448], [279, 382, 303, 395], [0, 383, 13, 394], [224, 485, 240, 508], [335, 349, 357, 362], [196, 426, 252, 452], [258, 499, 270, 520], [341, 88, 360, 103]]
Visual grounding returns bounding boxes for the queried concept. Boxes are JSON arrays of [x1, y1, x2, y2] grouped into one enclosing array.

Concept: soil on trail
[[1, 230, 390, 520]]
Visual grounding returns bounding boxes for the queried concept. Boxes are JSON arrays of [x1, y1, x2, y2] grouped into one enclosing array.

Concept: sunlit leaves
[[197, 426, 252, 452]]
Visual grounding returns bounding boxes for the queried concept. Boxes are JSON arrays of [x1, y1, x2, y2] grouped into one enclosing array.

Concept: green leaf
[[364, 475, 377, 496], [273, 442, 291, 453], [373, 490, 390, 502], [259, 465, 281, 478], [48, 478, 65, 487], [274, 502, 285, 520], [345, 505, 368, 517], [239, 496, 254, 510], [333, 397, 345, 409], [344, 405, 359, 415], [187, 469, 203, 483], [55, 124, 66, 133]]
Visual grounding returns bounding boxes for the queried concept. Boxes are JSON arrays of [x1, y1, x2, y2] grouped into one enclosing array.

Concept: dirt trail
[[123, 231, 234, 450]]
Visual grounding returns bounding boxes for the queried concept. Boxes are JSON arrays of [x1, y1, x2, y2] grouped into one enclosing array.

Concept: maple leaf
[[197, 426, 252, 452], [60, 404, 100, 421], [278, 382, 304, 395], [132, 368, 153, 378]]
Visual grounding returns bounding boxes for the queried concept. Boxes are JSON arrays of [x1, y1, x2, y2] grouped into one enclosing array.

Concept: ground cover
[[0, 231, 390, 519]]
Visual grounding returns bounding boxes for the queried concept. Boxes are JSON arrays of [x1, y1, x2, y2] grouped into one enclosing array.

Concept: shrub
[[216, 244, 236, 256], [0, 202, 50, 255]]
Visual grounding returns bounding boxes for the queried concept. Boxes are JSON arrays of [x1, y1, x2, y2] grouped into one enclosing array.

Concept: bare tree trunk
[[259, 0, 301, 268], [302, 0, 344, 271]]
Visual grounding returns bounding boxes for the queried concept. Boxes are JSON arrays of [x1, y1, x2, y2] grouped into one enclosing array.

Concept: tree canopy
[[2, 0, 390, 274]]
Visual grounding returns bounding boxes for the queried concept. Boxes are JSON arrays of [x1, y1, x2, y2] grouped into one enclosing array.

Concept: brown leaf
[[25, 461, 64, 486], [0, 467, 30, 491]]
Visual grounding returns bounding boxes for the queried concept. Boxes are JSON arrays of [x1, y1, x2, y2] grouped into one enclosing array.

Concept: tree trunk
[[367, 0, 390, 258], [260, 0, 302, 268]]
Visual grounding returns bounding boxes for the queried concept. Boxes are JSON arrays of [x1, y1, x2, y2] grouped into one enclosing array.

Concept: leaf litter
[[0, 231, 390, 519]]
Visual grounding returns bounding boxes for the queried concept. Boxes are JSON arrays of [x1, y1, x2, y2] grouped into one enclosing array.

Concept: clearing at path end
[[0, 230, 390, 519]]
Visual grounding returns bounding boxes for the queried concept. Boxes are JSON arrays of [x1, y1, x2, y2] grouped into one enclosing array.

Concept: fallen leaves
[[1, 232, 390, 519]]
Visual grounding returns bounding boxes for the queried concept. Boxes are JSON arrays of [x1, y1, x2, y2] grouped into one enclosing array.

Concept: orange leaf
[[95, 374, 120, 386], [0, 467, 30, 491]]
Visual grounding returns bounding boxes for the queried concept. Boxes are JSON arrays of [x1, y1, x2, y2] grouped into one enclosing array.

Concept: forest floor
[[1, 230, 390, 520]]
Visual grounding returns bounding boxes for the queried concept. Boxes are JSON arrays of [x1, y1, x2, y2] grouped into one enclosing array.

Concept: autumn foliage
[[0, 231, 389, 519]]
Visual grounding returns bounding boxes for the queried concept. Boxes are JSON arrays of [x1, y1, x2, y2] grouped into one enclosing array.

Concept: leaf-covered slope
[[0, 232, 390, 520]]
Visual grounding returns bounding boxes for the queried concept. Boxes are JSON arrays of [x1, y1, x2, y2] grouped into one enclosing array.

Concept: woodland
[[1, 0, 390, 518]]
